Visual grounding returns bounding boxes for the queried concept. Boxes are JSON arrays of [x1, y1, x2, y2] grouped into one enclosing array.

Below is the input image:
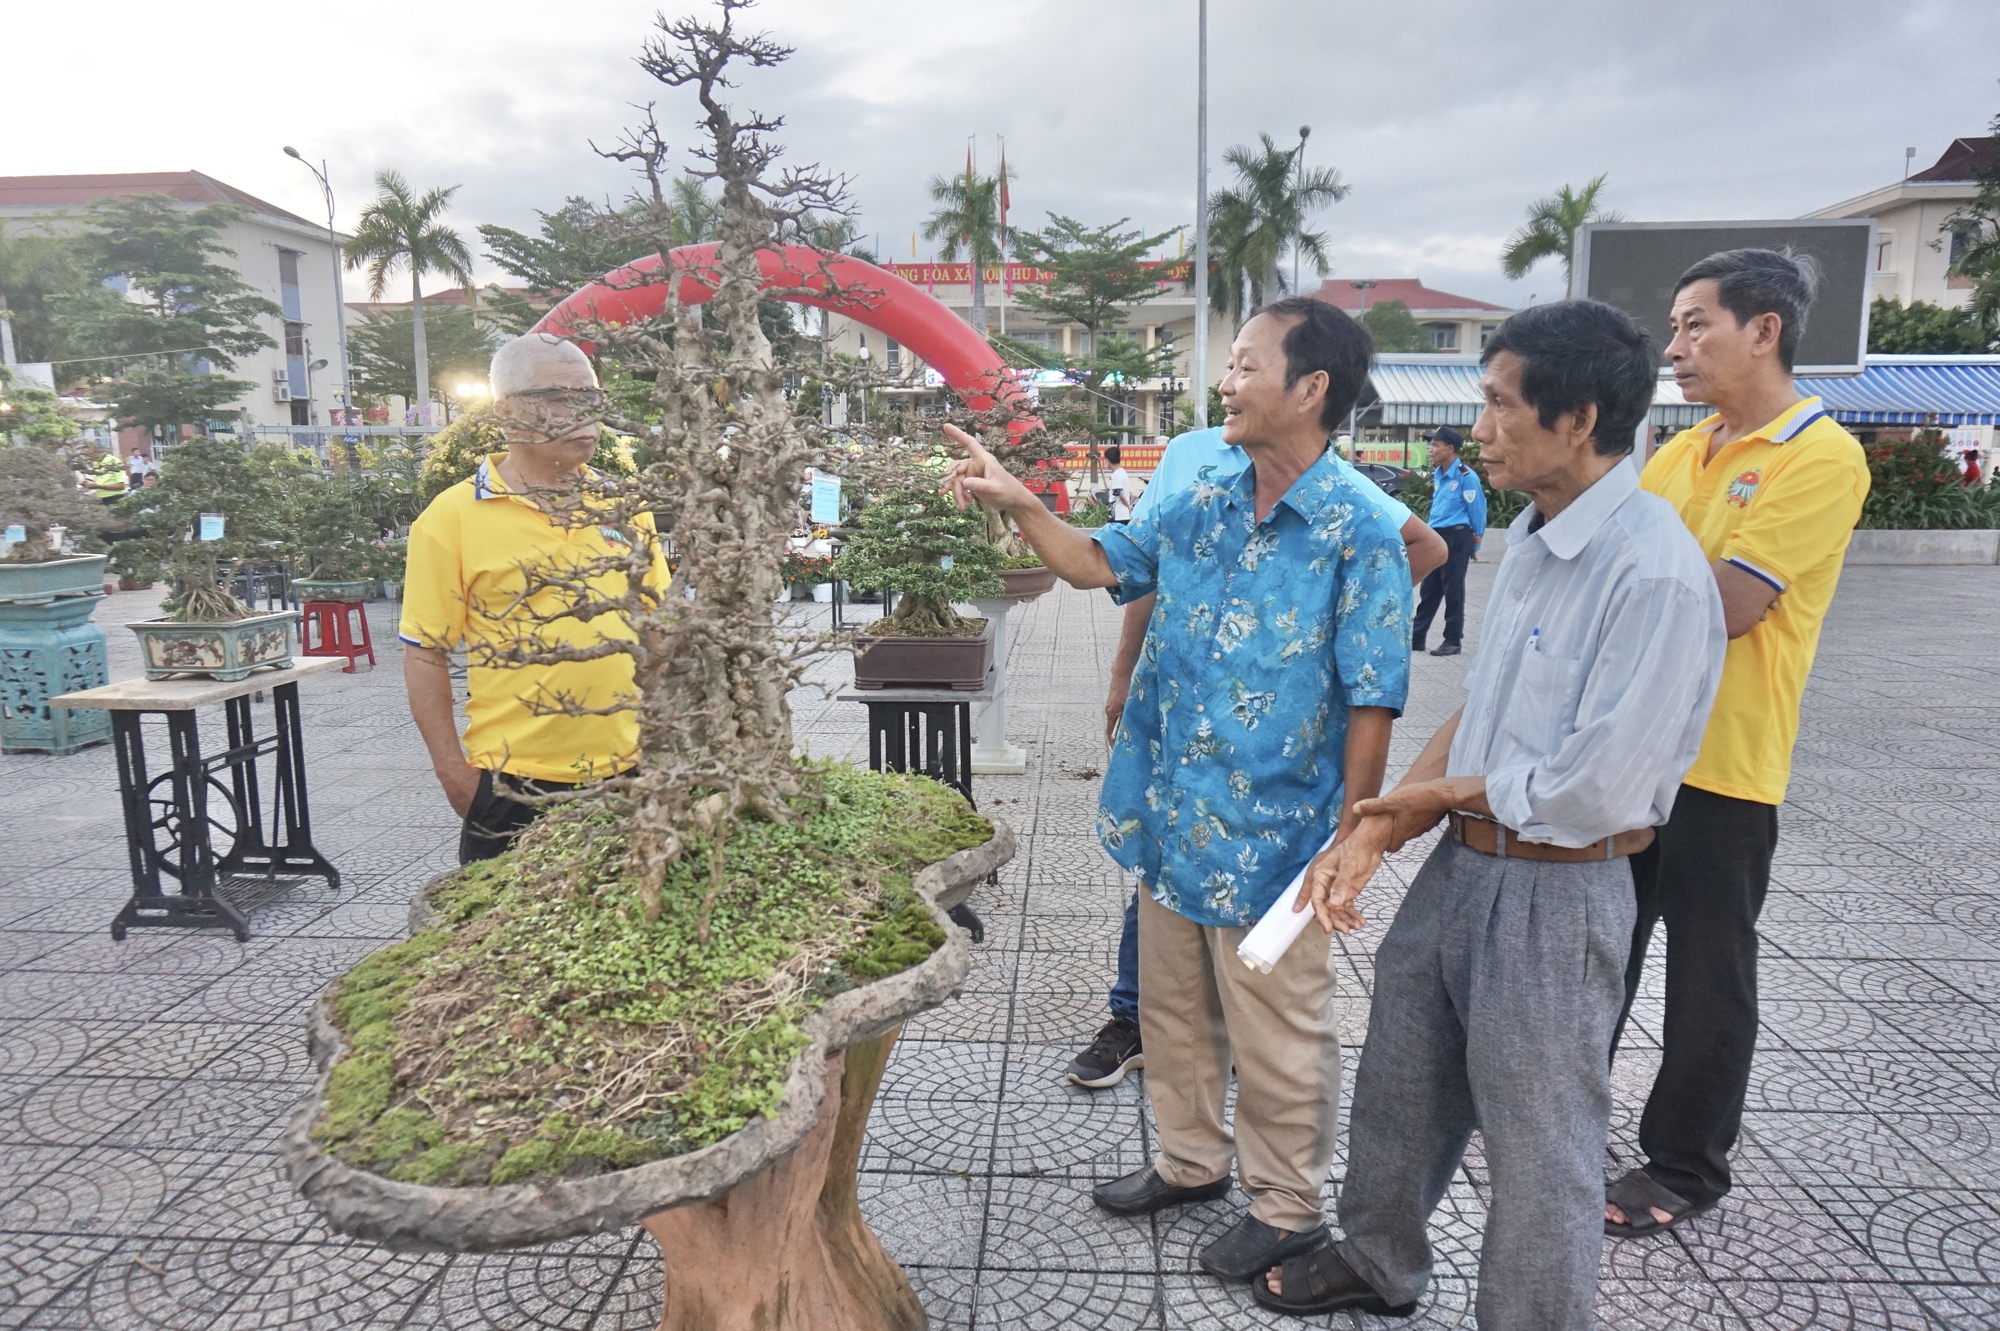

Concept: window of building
[[1424, 322, 1459, 351], [1011, 329, 1057, 351], [886, 337, 901, 372], [1876, 240, 1894, 272], [277, 249, 304, 321], [1949, 226, 1974, 268], [1074, 330, 1093, 357], [1478, 323, 1498, 349]]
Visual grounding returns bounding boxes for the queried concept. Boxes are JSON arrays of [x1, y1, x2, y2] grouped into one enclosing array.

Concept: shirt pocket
[[1502, 647, 1586, 757]]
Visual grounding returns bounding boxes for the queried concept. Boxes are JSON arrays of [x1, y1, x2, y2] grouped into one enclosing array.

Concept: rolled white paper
[[1236, 828, 1340, 974]]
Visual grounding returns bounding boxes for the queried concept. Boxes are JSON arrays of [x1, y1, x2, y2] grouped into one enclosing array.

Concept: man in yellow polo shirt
[[1604, 249, 1869, 1239], [400, 333, 668, 863]]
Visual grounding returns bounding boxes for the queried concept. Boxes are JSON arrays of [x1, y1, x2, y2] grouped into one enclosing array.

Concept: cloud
[[9, 0, 1997, 306]]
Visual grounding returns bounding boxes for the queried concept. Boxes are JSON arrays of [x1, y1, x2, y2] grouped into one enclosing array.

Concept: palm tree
[[1207, 133, 1349, 319], [345, 170, 474, 422], [922, 170, 1003, 335], [1500, 175, 1625, 287]]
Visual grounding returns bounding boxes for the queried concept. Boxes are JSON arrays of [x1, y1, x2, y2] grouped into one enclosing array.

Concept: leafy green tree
[[0, 369, 82, 450], [1941, 111, 2000, 333], [112, 436, 285, 620], [345, 171, 474, 420], [1868, 297, 1993, 353], [58, 196, 281, 431], [1000, 214, 1182, 483], [0, 230, 105, 369], [1207, 133, 1348, 319], [1361, 299, 1426, 352], [922, 169, 1004, 335], [1500, 174, 1624, 284], [347, 305, 499, 408]]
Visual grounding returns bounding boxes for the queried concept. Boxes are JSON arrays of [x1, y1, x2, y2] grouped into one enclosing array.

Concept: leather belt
[[1448, 811, 1654, 862]]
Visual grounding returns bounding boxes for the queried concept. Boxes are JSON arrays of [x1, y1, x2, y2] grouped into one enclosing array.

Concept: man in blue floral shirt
[[943, 296, 1411, 1286]]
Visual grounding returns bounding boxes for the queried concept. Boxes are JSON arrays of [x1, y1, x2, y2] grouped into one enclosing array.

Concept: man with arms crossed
[[1066, 426, 1445, 1089], [400, 333, 669, 864], [1256, 300, 1725, 1327], [947, 297, 1413, 1283], [1604, 248, 1869, 1237]]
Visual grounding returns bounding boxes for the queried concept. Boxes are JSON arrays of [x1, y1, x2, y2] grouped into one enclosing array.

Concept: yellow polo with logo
[[1640, 396, 1868, 804], [399, 455, 670, 783]]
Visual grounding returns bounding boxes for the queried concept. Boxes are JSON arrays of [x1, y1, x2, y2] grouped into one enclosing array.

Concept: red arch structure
[[530, 243, 1061, 507], [529, 243, 1031, 418]]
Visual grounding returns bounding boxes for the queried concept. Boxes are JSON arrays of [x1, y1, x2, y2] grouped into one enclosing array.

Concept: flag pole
[[1193, 0, 1210, 428]]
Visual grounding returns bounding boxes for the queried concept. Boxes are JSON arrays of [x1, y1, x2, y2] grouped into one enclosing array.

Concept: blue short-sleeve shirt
[[1090, 448, 1413, 927]]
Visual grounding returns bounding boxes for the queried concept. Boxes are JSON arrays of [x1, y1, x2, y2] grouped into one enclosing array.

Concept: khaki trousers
[[1137, 888, 1343, 1232]]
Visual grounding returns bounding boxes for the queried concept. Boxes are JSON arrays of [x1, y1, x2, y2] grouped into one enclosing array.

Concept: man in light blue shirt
[[1063, 425, 1444, 1093], [1410, 425, 1487, 657]]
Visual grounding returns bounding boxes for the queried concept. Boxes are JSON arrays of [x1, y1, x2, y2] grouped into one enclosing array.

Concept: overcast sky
[[11, 0, 1998, 306]]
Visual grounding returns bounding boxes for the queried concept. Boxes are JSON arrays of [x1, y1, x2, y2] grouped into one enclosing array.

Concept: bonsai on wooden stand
[[835, 486, 1005, 689], [282, 8, 1017, 1329]]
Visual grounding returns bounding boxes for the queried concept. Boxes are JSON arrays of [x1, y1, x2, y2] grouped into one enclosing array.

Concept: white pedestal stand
[[968, 596, 1027, 775]]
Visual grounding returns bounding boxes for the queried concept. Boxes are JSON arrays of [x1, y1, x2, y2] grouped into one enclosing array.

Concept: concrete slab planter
[[1844, 529, 2000, 565], [852, 616, 995, 691], [0, 554, 110, 603], [128, 609, 299, 682], [995, 565, 1056, 602], [293, 578, 374, 602], [283, 818, 1014, 1331]]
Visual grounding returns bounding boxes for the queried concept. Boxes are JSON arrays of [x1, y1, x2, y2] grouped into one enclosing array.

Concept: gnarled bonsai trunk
[[642, 1032, 923, 1331]]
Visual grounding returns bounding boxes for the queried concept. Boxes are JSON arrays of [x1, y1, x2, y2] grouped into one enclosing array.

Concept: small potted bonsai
[[836, 484, 1005, 689], [0, 442, 116, 602], [119, 437, 298, 681]]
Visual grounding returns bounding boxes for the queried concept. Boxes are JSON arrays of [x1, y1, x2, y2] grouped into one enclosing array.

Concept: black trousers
[[1411, 525, 1477, 647], [1610, 784, 1779, 1206], [457, 771, 583, 865]]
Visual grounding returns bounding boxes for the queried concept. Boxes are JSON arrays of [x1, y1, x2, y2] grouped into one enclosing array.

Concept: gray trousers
[[1338, 836, 1636, 1331]]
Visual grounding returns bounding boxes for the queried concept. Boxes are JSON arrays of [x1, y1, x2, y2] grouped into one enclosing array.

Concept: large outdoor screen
[[1572, 219, 1874, 375]]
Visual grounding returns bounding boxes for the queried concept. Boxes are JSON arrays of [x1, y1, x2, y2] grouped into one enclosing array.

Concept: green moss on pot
[[314, 763, 987, 1188]]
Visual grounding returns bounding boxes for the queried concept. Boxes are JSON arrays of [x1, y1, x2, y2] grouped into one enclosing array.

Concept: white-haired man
[[398, 333, 668, 863]]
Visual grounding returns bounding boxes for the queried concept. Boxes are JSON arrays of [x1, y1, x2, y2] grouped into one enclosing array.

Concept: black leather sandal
[[1604, 1167, 1719, 1239], [1248, 1235, 1416, 1318]]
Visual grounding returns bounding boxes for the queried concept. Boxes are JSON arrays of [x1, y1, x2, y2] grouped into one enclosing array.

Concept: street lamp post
[[1193, 0, 1209, 425], [283, 147, 353, 429], [1293, 125, 1311, 295]]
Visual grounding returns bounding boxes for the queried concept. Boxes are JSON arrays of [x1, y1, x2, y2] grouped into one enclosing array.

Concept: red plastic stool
[[301, 600, 376, 672]]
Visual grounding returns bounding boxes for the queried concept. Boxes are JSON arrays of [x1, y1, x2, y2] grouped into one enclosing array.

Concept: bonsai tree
[[114, 437, 281, 620], [0, 443, 114, 561], [287, 9, 1020, 1329], [833, 484, 1003, 636]]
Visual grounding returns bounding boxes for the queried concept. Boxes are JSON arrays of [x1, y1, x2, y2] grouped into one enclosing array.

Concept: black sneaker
[[1066, 1018, 1144, 1089]]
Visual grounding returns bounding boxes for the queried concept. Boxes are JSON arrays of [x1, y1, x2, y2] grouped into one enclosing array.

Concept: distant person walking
[[1103, 445, 1137, 523], [1604, 248, 1869, 1239], [1409, 426, 1485, 657]]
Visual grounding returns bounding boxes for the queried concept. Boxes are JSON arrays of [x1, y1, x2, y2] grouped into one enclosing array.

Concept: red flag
[[998, 141, 1011, 296]]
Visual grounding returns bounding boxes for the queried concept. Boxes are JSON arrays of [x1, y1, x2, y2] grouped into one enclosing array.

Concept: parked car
[[1354, 462, 1415, 497]]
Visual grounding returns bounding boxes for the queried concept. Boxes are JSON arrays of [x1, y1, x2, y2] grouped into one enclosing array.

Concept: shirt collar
[[1515, 458, 1639, 561], [1691, 395, 1827, 448], [1224, 447, 1350, 523], [472, 454, 602, 500], [1435, 458, 1467, 480]]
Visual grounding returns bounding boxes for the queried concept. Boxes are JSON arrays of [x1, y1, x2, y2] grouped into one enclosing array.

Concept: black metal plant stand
[[106, 679, 340, 941]]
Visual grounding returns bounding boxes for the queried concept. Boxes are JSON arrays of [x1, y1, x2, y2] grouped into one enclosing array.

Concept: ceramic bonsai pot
[[995, 565, 1056, 602], [128, 609, 299, 682], [851, 615, 995, 691], [293, 578, 374, 603], [0, 554, 111, 604], [283, 819, 1017, 1331]]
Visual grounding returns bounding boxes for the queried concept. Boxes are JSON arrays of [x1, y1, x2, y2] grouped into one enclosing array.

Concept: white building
[[0, 171, 351, 436], [1806, 136, 1996, 310]]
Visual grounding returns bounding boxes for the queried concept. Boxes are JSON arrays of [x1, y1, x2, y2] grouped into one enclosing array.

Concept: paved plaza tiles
[[2, 562, 1998, 1328]]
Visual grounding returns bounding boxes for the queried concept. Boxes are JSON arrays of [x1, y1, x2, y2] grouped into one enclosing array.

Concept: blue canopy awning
[[1800, 356, 2000, 426]]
